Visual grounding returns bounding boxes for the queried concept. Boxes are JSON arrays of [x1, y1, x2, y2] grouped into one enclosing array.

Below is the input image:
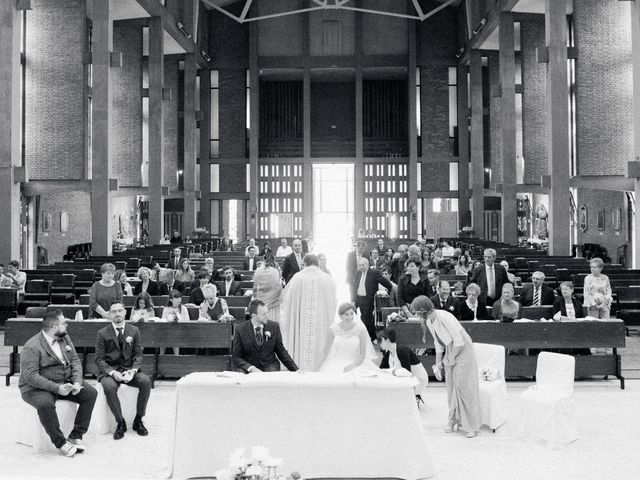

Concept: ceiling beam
[[470, 0, 520, 50]]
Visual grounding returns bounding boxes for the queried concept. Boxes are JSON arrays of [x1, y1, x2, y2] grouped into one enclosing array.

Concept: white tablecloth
[[170, 371, 434, 479]]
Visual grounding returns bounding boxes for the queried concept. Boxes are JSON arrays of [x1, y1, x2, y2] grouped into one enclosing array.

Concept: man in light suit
[[353, 257, 393, 341], [217, 267, 242, 297], [19, 310, 97, 456], [519, 271, 556, 306], [232, 299, 298, 373], [429, 281, 461, 319], [242, 246, 262, 271], [282, 239, 304, 284], [96, 302, 151, 440], [469, 248, 511, 305]]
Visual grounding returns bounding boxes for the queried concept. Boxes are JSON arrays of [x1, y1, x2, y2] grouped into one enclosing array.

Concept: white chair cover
[[88, 383, 139, 435], [519, 352, 577, 447], [473, 343, 507, 431], [17, 399, 77, 453]]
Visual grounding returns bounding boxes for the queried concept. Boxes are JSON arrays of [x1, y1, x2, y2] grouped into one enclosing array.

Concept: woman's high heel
[[415, 395, 425, 408]]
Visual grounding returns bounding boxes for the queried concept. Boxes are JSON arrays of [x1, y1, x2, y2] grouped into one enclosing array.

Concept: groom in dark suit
[[96, 302, 152, 440], [232, 299, 298, 373], [19, 310, 97, 456]]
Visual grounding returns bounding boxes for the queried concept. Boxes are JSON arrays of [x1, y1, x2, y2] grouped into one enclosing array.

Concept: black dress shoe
[[132, 417, 148, 436], [113, 421, 127, 440]]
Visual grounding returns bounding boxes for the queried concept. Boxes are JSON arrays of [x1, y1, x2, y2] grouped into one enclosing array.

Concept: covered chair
[[519, 352, 577, 447], [473, 343, 507, 432]]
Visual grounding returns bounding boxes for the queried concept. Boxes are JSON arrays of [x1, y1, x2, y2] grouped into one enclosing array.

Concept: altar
[[170, 371, 434, 479]]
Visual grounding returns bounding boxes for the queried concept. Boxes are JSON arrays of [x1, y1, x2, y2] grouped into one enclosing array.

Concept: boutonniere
[[449, 305, 455, 311], [264, 331, 272, 341], [125, 336, 133, 345], [65, 345, 72, 352]]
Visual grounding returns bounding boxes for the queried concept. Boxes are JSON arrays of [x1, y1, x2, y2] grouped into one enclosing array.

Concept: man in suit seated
[[232, 299, 298, 373], [353, 257, 393, 342], [429, 280, 461, 319], [19, 310, 98, 456], [217, 267, 242, 297], [520, 271, 556, 306], [469, 248, 511, 305], [243, 246, 261, 271], [282, 239, 304, 285], [96, 302, 152, 440]]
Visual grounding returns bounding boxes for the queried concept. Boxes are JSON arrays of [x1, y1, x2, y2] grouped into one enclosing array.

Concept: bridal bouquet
[[217, 313, 236, 323], [480, 368, 499, 382], [215, 446, 293, 480]]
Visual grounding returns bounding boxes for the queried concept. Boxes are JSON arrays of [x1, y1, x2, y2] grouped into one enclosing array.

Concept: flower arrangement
[[217, 313, 236, 323], [214, 446, 299, 480], [480, 368, 499, 382], [386, 311, 407, 324]]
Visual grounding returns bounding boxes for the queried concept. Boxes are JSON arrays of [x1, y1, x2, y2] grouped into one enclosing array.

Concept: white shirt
[[225, 279, 233, 296], [247, 257, 255, 271], [276, 246, 293, 257], [485, 264, 496, 297], [42, 331, 67, 365], [357, 270, 367, 297]]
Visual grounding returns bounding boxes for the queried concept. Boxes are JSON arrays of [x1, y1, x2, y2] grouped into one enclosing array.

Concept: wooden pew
[[4, 319, 234, 386], [390, 320, 625, 388]]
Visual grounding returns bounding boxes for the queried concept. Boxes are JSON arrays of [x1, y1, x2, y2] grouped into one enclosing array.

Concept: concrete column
[[249, 22, 259, 237], [499, 13, 518, 245], [183, 53, 197, 237], [469, 50, 485, 238], [457, 63, 470, 230], [148, 17, 164, 243], [90, 0, 113, 255], [407, 19, 418, 239], [631, 2, 640, 267], [199, 69, 211, 233], [354, 68, 364, 235], [545, 0, 571, 256], [0, 2, 22, 265], [302, 67, 312, 237]]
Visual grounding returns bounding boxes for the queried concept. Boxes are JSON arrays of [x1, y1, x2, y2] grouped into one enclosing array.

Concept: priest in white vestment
[[281, 254, 338, 371]]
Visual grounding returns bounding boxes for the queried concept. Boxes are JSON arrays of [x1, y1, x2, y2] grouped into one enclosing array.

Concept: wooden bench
[[4, 319, 234, 386], [45, 304, 247, 322], [390, 320, 625, 388]]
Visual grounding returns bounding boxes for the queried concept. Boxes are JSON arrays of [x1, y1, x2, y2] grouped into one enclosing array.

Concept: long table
[[4, 319, 233, 386], [392, 319, 626, 388], [170, 372, 434, 479]]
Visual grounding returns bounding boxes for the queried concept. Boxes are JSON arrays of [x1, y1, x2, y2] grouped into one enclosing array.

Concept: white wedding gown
[[319, 322, 380, 375]]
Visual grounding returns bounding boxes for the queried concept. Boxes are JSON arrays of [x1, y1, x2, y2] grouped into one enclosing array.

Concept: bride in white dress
[[316, 302, 379, 374]]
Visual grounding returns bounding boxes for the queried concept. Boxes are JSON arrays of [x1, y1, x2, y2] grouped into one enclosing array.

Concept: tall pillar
[[631, 2, 640, 268], [183, 53, 197, 237], [545, 0, 571, 255], [499, 13, 518, 245], [0, 2, 22, 264], [199, 68, 211, 234], [469, 50, 485, 238], [148, 17, 164, 243], [354, 68, 364, 235], [90, 0, 113, 255], [457, 63, 470, 230], [302, 67, 312, 237], [407, 19, 418, 239], [248, 22, 259, 237]]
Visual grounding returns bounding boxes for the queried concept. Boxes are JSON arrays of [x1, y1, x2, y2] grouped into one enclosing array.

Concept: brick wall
[[574, 0, 632, 176], [576, 188, 629, 261], [416, 1, 458, 59], [361, 0, 407, 55], [25, 0, 86, 180], [113, 24, 142, 187], [37, 190, 92, 263], [208, 6, 248, 68], [521, 16, 548, 184], [219, 69, 247, 160], [163, 57, 179, 190], [488, 54, 502, 182]]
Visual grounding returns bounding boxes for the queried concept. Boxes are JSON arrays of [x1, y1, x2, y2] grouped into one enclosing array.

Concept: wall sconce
[[201, 50, 212, 62], [176, 22, 191, 38], [410, 205, 417, 220], [455, 47, 465, 59], [250, 205, 257, 219], [473, 17, 487, 35]]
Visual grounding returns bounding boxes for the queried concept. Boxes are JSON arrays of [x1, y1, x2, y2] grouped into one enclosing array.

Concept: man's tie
[[533, 286, 540, 306], [116, 327, 124, 348], [487, 267, 495, 298], [255, 326, 263, 346]]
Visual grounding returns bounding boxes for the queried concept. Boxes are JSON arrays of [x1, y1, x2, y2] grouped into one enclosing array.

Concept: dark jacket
[[95, 323, 143, 381], [232, 320, 298, 373]]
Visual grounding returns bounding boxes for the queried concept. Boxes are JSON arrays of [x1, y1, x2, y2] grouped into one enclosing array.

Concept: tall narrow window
[[415, 68, 421, 141], [567, 17, 577, 177], [210, 70, 219, 158], [448, 67, 457, 139], [246, 69, 250, 158]]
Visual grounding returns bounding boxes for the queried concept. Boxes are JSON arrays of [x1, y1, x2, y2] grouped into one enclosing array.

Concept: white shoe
[[59, 441, 78, 457], [68, 438, 86, 452]]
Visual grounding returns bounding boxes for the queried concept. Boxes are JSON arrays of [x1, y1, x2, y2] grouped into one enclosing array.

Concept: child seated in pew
[[129, 292, 157, 322], [161, 289, 190, 322]]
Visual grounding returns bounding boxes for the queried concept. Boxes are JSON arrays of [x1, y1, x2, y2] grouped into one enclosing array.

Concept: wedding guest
[[19, 310, 97, 456], [419, 249, 436, 277], [318, 253, 331, 275], [162, 289, 191, 322], [519, 271, 555, 306], [189, 270, 211, 306], [499, 260, 517, 285], [411, 296, 480, 438], [553, 281, 585, 321], [159, 234, 171, 245], [198, 284, 229, 321], [381, 248, 395, 267], [351, 257, 392, 342], [129, 292, 155, 322], [88, 263, 123, 319], [459, 283, 489, 321], [174, 258, 195, 285], [583, 258, 613, 318], [96, 302, 151, 440], [491, 283, 522, 322], [397, 257, 432, 308], [244, 237, 258, 257], [379, 266, 399, 307], [259, 241, 272, 257], [4, 260, 27, 297], [469, 248, 511, 304], [170, 230, 182, 244], [378, 328, 429, 407], [430, 281, 461, 319], [114, 269, 133, 297], [252, 254, 283, 323], [454, 255, 472, 276], [133, 267, 168, 296]]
